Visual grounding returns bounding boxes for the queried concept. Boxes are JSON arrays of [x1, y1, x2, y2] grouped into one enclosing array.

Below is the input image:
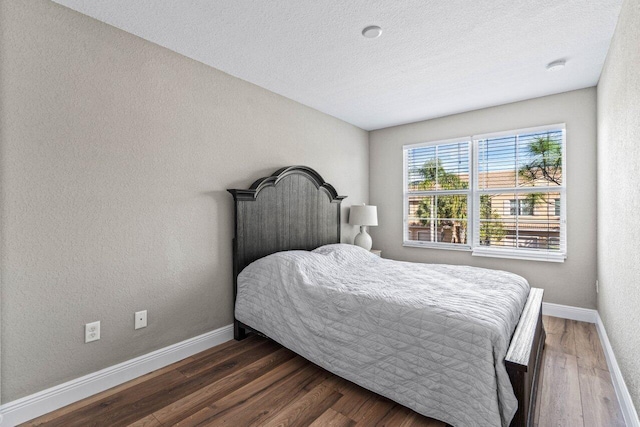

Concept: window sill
[[472, 247, 566, 263], [403, 241, 566, 263], [403, 241, 471, 251]]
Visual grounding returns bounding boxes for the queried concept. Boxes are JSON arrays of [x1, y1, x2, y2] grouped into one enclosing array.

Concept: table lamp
[[349, 204, 378, 251]]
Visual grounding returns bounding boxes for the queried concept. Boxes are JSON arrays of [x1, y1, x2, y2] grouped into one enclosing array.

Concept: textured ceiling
[[51, 0, 623, 130]]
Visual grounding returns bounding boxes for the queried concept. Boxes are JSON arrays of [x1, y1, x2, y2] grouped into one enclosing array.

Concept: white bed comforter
[[235, 244, 530, 427]]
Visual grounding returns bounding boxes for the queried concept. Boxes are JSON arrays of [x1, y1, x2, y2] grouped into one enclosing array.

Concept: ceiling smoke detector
[[362, 26, 382, 38], [546, 60, 566, 72]]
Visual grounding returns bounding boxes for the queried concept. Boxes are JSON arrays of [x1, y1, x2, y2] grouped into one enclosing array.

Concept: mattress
[[235, 244, 530, 426]]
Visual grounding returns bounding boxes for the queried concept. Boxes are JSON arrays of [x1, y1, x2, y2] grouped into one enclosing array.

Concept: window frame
[[402, 123, 567, 262], [402, 136, 473, 251], [508, 199, 534, 216]]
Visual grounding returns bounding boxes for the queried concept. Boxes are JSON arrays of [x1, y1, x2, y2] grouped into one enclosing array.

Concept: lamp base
[[354, 226, 373, 251]]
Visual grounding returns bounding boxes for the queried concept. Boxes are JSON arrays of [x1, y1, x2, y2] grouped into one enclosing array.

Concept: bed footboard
[[505, 288, 546, 427]]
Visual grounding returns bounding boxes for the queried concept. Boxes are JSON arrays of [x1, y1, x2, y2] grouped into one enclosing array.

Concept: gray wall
[[0, 0, 368, 402], [597, 0, 640, 411], [369, 88, 597, 309]]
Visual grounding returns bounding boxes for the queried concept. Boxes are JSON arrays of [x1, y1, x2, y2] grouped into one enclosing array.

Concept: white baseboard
[[543, 302, 639, 426], [595, 313, 640, 427], [542, 302, 598, 323], [0, 324, 234, 427]]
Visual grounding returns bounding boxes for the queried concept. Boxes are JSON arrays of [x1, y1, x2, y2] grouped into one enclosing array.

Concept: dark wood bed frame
[[228, 165, 545, 427]]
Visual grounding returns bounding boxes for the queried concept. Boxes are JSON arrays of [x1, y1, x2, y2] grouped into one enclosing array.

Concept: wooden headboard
[[228, 165, 347, 282], [228, 165, 346, 340]]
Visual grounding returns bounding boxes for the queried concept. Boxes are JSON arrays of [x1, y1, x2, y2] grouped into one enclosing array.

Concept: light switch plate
[[135, 310, 147, 330]]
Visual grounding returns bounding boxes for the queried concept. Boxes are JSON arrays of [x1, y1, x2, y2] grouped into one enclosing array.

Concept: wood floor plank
[[260, 377, 344, 427], [235, 365, 331, 426], [25, 337, 273, 427], [330, 380, 378, 422], [23, 353, 199, 426], [573, 321, 608, 371], [398, 411, 448, 427], [179, 335, 267, 378], [159, 355, 308, 425], [149, 358, 327, 427], [41, 339, 282, 427], [31, 342, 248, 426], [175, 361, 328, 426], [372, 405, 413, 427], [149, 345, 296, 425], [543, 316, 577, 356], [125, 414, 162, 427], [308, 408, 356, 427], [171, 406, 218, 427], [28, 369, 188, 427], [537, 350, 583, 427], [104, 340, 286, 426], [372, 404, 445, 427], [353, 397, 396, 426], [176, 335, 252, 366], [578, 366, 625, 427]]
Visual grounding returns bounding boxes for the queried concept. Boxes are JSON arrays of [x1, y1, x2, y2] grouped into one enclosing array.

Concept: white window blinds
[[474, 128, 565, 259], [404, 140, 471, 248], [403, 125, 566, 262]]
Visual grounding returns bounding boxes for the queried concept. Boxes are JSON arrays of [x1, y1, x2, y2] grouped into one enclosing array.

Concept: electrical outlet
[[135, 310, 147, 330], [85, 321, 100, 343]]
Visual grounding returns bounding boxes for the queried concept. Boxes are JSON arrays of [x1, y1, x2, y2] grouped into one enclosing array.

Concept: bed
[[228, 165, 545, 427]]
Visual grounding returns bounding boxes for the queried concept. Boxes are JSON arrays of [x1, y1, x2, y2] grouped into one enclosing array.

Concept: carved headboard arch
[[228, 165, 347, 284]]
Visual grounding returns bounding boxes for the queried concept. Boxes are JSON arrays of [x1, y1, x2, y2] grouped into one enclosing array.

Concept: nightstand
[[370, 249, 382, 257]]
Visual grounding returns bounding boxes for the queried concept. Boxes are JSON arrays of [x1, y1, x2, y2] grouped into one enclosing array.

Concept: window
[[403, 124, 566, 262], [509, 199, 534, 216], [404, 139, 470, 249]]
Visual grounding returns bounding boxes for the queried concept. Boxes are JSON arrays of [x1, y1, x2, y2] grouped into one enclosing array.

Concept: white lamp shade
[[349, 205, 378, 226]]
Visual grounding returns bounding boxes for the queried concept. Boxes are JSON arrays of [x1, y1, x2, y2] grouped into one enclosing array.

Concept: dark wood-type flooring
[[23, 316, 624, 427]]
